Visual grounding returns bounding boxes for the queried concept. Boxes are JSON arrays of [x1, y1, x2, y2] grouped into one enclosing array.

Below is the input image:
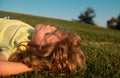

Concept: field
[[0, 11, 120, 78]]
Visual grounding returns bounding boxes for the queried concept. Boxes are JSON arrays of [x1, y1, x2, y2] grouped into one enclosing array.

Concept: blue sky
[[0, 0, 120, 28]]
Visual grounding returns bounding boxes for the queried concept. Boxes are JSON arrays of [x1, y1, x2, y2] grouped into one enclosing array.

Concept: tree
[[107, 14, 120, 30], [78, 7, 96, 25], [116, 14, 120, 30], [107, 17, 117, 29]]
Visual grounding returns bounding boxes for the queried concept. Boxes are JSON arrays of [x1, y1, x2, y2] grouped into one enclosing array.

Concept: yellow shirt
[[0, 18, 34, 60]]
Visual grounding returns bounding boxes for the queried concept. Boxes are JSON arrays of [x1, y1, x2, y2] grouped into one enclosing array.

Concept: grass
[[0, 11, 120, 78]]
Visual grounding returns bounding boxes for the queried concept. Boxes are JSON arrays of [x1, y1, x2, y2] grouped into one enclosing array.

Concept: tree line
[[74, 7, 120, 30]]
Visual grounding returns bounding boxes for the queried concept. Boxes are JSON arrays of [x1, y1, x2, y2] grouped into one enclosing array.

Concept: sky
[[0, 0, 120, 28]]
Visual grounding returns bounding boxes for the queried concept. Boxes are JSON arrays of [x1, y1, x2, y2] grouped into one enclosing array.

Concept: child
[[0, 18, 86, 76]]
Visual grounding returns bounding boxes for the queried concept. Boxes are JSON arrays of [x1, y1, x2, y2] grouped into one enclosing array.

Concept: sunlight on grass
[[0, 11, 120, 78]]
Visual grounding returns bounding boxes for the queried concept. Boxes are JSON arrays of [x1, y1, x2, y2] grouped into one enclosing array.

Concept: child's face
[[32, 24, 62, 46]]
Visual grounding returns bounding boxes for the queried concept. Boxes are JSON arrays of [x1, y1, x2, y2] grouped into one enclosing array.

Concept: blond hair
[[9, 29, 86, 75]]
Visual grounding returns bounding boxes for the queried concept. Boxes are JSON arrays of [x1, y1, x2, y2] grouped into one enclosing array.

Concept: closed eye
[[45, 30, 57, 37], [45, 33, 51, 37], [45, 33, 50, 35]]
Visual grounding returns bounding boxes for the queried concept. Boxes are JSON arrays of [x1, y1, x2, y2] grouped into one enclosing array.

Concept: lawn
[[0, 11, 120, 78]]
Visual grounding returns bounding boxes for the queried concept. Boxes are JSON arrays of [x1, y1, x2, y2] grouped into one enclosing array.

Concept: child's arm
[[0, 53, 33, 76]]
